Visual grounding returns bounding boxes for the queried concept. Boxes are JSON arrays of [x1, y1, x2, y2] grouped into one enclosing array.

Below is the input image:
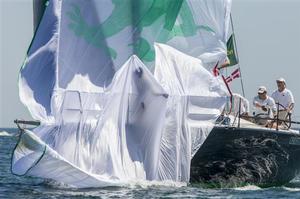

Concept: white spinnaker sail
[[168, 0, 232, 66], [13, 49, 228, 187], [20, 0, 231, 122], [13, 56, 169, 187], [154, 43, 228, 181], [14, 0, 231, 187]]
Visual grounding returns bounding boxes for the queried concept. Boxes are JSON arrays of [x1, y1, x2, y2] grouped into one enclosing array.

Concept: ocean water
[[1, 128, 300, 198]]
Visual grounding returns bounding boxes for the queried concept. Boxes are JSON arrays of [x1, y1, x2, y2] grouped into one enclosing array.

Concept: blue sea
[[1, 128, 300, 198]]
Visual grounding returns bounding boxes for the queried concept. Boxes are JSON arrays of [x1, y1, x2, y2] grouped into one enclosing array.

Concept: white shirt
[[253, 95, 276, 117], [271, 89, 294, 110]]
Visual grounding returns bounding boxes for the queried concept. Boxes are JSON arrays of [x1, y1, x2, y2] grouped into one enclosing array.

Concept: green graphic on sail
[[16, 0, 232, 188], [226, 34, 238, 66], [21, 0, 233, 116], [66, 0, 216, 64]]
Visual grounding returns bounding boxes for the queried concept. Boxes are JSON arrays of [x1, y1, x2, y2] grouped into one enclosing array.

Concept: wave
[[43, 178, 186, 190], [233, 185, 261, 191], [0, 131, 14, 137], [283, 187, 300, 192]]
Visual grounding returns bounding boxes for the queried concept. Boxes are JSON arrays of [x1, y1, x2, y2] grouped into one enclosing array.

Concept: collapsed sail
[[14, 0, 231, 187], [13, 50, 228, 187], [154, 43, 228, 181], [13, 56, 169, 187]]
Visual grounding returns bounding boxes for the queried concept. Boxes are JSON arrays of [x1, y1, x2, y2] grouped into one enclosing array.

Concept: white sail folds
[[154, 44, 228, 181], [13, 56, 169, 187], [13, 0, 231, 188]]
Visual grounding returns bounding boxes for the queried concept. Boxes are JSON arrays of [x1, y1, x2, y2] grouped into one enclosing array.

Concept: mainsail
[[13, 0, 231, 187]]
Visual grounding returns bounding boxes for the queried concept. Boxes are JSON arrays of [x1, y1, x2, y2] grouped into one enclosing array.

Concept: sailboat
[[12, 0, 300, 188], [189, 80, 300, 186], [190, 16, 300, 187]]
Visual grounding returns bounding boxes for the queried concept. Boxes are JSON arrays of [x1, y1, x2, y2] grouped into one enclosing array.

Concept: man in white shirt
[[271, 77, 295, 122], [253, 86, 277, 125]]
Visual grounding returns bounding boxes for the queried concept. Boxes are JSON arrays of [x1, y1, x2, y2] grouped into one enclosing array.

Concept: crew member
[[271, 77, 295, 122], [253, 86, 277, 125]]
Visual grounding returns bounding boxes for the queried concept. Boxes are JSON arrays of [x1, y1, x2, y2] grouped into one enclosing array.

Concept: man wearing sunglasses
[[253, 86, 277, 126]]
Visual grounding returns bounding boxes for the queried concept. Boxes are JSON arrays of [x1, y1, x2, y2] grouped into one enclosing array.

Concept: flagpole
[[230, 14, 246, 98]]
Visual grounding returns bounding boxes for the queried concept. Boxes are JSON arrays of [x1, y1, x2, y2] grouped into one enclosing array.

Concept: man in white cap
[[253, 86, 277, 125], [271, 78, 294, 122]]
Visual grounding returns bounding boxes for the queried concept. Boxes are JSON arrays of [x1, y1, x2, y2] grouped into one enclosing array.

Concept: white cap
[[258, 86, 267, 94], [276, 77, 286, 83]]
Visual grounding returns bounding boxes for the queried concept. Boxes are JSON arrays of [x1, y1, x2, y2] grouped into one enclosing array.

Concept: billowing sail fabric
[[13, 56, 169, 187], [168, 0, 232, 66], [154, 44, 228, 181], [59, 0, 231, 69], [14, 0, 232, 187], [19, 0, 58, 122], [20, 0, 231, 120]]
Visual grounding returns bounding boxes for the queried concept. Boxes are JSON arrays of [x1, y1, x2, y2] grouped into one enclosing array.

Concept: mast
[[33, 0, 47, 31]]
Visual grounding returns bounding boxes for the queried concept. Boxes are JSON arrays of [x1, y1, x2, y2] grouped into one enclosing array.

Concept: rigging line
[[230, 14, 246, 98]]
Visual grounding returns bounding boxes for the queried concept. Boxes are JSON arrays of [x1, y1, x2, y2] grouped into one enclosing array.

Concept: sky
[[0, 0, 300, 128]]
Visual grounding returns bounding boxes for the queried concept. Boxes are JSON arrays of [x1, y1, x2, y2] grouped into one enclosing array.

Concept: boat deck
[[216, 115, 299, 134]]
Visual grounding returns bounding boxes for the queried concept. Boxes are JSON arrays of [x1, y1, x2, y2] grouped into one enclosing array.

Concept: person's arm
[[254, 102, 262, 108], [254, 98, 269, 113], [288, 103, 294, 112], [272, 103, 277, 116], [287, 90, 295, 112], [269, 98, 277, 116], [253, 97, 262, 108]]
